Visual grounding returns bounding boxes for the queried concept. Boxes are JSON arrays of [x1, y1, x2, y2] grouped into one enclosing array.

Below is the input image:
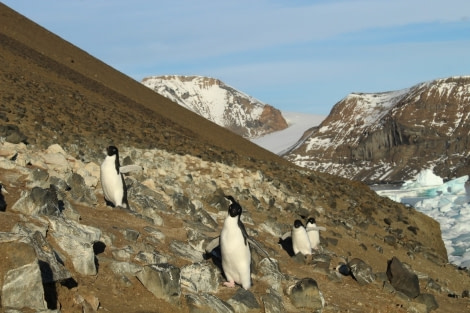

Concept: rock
[[170, 240, 204, 262], [136, 263, 181, 304], [0, 124, 27, 144], [348, 258, 375, 286], [227, 288, 260, 313], [415, 293, 439, 311], [180, 261, 222, 293], [261, 288, 286, 313], [257, 258, 284, 293], [123, 228, 140, 241], [185, 293, 234, 313], [48, 216, 101, 275], [0, 241, 47, 310], [287, 277, 324, 311], [11, 185, 61, 216], [66, 172, 97, 205], [387, 257, 420, 298]]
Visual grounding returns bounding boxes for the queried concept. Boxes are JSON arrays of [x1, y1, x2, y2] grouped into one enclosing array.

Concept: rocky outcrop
[[285, 76, 470, 183], [142, 75, 288, 139], [0, 141, 466, 312]]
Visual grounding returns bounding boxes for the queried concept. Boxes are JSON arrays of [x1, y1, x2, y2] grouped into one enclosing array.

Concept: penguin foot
[[223, 281, 235, 288]]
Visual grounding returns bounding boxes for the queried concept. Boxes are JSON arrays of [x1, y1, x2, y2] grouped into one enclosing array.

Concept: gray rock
[[66, 172, 97, 205], [112, 245, 134, 261], [170, 240, 204, 262], [2, 260, 47, 310], [12, 185, 61, 216], [387, 256, 420, 298], [227, 288, 260, 313], [126, 178, 168, 214], [134, 250, 168, 265], [288, 277, 324, 311], [109, 261, 142, 276], [48, 216, 101, 275], [136, 263, 181, 304], [258, 258, 284, 293], [415, 293, 439, 311], [185, 293, 234, 313], [181, 261, 222, 293], [348, 258, 375, 286], [262, 288, 286, 313], [143, 226, 166, 241], [123, 228, 140, 241], [30, 231, 72, 283], [0, 124, 27, 144]]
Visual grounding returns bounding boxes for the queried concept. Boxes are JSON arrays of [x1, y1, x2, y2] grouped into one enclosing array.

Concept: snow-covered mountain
[[285, 76, 470, 183], [142, 75, 288, 139]]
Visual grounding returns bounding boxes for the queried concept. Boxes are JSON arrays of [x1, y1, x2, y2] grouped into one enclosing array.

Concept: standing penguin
[[291, 219, 312, 255], [220, 195, 251, 289], [100, 145, 129, 209], [306, 217, 321, 250]]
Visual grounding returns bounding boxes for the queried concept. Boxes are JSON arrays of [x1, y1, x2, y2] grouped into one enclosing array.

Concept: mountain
[[142, 75, 288, 139], [1, 3, 469, 312], [285, 76, 470, 184]]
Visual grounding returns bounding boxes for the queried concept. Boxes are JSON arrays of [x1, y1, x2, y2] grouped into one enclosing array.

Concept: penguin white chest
[[100, 156, 124, 207], [292, 227, 312, 255], [307, 224, 321, 250], [220, 217, 251, 289]]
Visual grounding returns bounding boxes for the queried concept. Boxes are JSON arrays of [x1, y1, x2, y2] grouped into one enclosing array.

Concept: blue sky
[[3, 0, 470, 115]]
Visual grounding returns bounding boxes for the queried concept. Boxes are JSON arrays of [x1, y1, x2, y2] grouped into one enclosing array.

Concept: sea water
[[372, 169, 470, 268]]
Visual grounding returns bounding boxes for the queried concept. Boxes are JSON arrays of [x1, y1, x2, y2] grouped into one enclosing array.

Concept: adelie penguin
[[100, 146, 130, 209], [306, 217, 326, 251], [219, 195, 252, 289], [291, 219, 312, 255]]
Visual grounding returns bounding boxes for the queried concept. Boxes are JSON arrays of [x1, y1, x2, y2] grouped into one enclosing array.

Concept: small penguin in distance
[[100, 145, 129, 209], [0, 184, 7, 212], [219, 195, 252, 289], [306, 217, 326, 251]]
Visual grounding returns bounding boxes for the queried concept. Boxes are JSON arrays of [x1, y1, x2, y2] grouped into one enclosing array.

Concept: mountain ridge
[[285, 76, 470, 183], [142, 75, 288, 139]]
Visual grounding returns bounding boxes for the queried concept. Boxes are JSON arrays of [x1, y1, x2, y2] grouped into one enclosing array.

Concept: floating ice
[[374, 169, 470, 268]]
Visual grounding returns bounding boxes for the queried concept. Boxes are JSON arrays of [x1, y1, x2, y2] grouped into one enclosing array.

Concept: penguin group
[[282, 217, 326, 256], [98, 145, 329, 290]]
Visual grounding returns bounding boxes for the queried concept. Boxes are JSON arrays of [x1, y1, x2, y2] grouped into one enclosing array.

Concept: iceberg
[[373, 169, 470, 267]]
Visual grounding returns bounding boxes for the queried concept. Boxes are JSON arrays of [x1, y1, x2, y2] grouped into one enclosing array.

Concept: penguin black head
[[307, 217, 316, 224], [107, 146, 119, 157], [294, 219, 304, 228], [225, 195, 242, 218]]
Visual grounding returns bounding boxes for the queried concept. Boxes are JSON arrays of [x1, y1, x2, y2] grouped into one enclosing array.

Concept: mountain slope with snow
[[142, 75, 288, 139], [251, 112, 325, 155], [285, 76, 470, 183]]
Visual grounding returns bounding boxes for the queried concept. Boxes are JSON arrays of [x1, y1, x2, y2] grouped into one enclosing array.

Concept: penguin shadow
[[278, 236, 295, 257]]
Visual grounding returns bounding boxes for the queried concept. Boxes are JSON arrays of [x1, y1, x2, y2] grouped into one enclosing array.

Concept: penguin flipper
[[238, 218, 249, 246], [120, 164, 143, 174], [280, 231, 292, 241], [205, 236, 220, 253], [247, 238, 277, 268], [306, 226, 326, 232]]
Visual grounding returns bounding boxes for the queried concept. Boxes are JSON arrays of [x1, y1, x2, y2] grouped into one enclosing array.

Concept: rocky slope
[[285, 76, 470, 183], [142, 75, 288, 139], [1, 3, 470, 313]]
